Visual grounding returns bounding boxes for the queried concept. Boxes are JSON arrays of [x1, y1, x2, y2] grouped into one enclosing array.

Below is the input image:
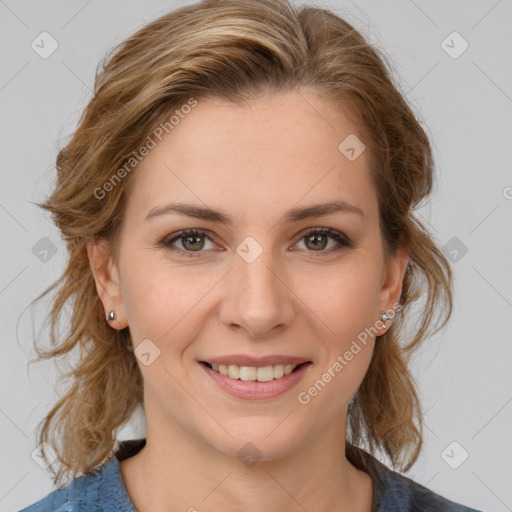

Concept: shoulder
[[18, 439, 144, 512], [17, 459, 109, 512], [380, 468, 481, 511], [18, 486, 71, 512], [347, 444, 482, 512]]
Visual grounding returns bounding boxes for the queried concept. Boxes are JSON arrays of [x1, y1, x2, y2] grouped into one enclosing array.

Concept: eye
[[161, 227, 353, 258], [293, 227, 353, 256], [162, 229, 217, 257]]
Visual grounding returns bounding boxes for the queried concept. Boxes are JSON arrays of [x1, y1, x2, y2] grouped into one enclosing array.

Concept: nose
[[219, 244, 295, 338]]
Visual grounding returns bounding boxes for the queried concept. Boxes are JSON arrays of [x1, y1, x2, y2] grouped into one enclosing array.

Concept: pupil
[[307, 234, 326, 250], [184, 234, 204, 251]]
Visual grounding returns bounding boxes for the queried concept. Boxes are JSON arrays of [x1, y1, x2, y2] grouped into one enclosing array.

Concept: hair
[[28, 0, 453, 487]]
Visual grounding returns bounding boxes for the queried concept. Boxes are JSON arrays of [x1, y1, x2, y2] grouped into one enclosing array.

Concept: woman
[[19, 0, 481, 510]]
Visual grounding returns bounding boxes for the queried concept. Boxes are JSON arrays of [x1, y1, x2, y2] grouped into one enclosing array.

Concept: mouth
[[198, 359, 312, 400], [199, 361, 311, 382]]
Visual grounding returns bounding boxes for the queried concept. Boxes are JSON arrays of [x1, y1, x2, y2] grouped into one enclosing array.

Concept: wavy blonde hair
[[29, 0, 452, 487]]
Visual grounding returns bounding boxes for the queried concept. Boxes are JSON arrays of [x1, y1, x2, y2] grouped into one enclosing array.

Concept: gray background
[[1, 0, 511, 511]]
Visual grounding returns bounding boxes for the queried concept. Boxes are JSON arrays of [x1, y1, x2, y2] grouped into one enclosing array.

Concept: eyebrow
[[145, 199, 365, 225]]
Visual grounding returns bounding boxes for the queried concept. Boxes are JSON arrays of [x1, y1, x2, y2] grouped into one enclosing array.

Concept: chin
[[199, 417, 308, 463]]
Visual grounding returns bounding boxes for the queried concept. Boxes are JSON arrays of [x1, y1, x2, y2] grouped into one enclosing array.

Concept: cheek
[[301, 263, 381, 346], [120, 257, 215, 350], [300, 273, 377, 410]]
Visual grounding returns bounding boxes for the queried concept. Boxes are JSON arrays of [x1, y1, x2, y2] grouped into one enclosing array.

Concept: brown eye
[[163, 229, 215, 257], [180, 232, 206, 251], [304, 232, 329, 251], [296, 227, 353, 255]]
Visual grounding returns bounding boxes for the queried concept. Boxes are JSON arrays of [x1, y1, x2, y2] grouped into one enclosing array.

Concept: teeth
[[211, 363, 299, 381], [227, 364, 239, 379]]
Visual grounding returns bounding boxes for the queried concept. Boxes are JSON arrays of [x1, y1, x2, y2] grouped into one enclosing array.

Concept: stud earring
[[108, 310, 116, 321], [380, 312, 391, 322]]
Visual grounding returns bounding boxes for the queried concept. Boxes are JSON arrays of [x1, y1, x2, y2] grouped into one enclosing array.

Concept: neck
[[119, 411, 373, 511]]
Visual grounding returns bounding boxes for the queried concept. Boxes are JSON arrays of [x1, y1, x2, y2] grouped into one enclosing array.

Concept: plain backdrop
[[1, 1, 511, 511]]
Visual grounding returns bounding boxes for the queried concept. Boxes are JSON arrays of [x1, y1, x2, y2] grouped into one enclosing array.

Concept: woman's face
[[89, 91, 408, 461]]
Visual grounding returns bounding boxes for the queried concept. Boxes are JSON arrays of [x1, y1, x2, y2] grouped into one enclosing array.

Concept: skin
[[88, 91, 409, 512]]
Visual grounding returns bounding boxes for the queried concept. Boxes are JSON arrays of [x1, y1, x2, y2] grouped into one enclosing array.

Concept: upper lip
[[199, 355, 311, 366]]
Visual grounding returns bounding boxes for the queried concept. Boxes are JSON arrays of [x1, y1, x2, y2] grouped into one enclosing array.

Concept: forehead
[[124, 91, 378, 225]]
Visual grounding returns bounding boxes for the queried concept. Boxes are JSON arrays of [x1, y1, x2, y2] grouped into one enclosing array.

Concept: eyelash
[[161, 227, 353, 259]]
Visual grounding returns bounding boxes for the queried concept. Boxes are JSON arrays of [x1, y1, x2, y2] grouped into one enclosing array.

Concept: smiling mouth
[[200, 361, 311, 382]]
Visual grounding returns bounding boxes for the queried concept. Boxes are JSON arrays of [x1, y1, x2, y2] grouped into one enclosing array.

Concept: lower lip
[[199, 362, 312, 400]]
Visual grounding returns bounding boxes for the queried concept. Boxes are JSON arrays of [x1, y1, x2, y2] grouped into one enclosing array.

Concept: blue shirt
[[19, 438, 481, 511]]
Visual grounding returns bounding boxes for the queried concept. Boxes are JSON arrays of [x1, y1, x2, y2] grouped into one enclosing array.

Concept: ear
[[87, 238, 127, 330], [376, 235, 410, 334]]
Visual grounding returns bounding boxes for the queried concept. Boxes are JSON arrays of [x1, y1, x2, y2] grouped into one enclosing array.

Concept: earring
[[108, 310, 116, 321], [380, 312, 391, 322]]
